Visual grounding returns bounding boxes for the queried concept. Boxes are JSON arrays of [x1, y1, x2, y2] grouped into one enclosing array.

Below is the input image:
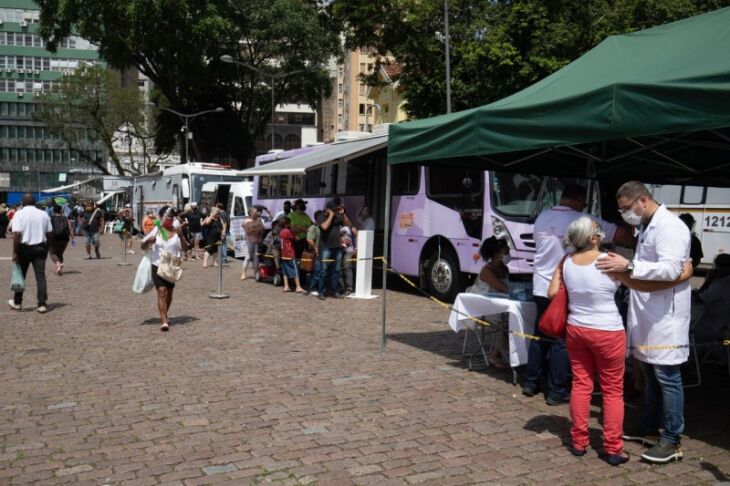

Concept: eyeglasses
[[617, 196, 642, 214]]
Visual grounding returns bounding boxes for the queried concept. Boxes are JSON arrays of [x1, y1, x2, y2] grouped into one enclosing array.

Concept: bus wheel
[[426, 249, 460, 303]]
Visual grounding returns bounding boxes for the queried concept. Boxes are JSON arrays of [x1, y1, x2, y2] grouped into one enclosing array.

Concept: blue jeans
[[641, 362, 684, 445], [523, 296, 570, 400], [309, 259, 322, 292], [317, 247, 342, 296]]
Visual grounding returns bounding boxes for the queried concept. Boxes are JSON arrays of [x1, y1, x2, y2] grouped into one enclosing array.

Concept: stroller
[[255, 233, 282, 287]]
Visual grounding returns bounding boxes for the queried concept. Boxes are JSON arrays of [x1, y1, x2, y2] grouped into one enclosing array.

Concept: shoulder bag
[[538, 256, 569, 339], [156, 249, 183, 283]]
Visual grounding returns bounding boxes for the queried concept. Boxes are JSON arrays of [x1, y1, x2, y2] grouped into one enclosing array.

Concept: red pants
[[566, 324, 626, 455]]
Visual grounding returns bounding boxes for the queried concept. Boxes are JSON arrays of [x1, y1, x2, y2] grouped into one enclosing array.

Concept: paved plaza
[[1, 236, 729, 485]]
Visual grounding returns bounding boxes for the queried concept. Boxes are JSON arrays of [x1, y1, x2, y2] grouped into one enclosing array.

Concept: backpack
[[52, 215, 69, 238]]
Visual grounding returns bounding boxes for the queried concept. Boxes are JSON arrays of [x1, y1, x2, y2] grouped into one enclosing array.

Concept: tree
[[32, 64, 153, 175], [36, 0, 342, 166], [331, 0, 730, 119]]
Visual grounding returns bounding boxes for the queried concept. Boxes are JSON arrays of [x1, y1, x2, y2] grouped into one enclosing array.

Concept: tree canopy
[[331, 0, 730, 119], [36, 0, 342, 166]]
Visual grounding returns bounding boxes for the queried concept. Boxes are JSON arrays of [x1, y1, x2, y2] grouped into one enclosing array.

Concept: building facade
[[0, 0, 103, 204]]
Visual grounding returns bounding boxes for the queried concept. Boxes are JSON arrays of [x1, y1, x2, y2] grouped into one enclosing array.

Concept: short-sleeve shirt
[[532, 205, 617, 298], [279, 227, 296, 259], [306, 224, 321, 249], [82, 209, 104, 233], [289, 211, 313, 240], [321, 215, 343, 249], [187, 210, 202, 232], [12, 205, 52, 245]]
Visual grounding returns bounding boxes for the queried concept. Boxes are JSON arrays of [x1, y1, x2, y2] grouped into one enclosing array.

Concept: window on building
[[338, 83, 343, 94], [359, 104, 365, 115], [360, 62, 366, 74]]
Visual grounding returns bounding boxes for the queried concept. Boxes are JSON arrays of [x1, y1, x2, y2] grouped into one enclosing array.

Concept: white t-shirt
[[532, 206, 617, 297], [11, 205, 52, 245], [563, 256, 623, 331], [144, 227, 182, 266]]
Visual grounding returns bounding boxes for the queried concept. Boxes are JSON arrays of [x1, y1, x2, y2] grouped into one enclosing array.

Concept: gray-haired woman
[[241, 206, 264, 280], [548, 216, 692, 465]]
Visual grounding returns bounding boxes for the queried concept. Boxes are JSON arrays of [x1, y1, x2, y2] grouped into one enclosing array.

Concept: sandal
[[488, 356, 509, 369], [294, 288, 304, 293], [160, 322, 169, 332]]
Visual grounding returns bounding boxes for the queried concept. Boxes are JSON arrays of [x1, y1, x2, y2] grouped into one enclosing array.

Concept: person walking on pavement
[[241, 206, 264, 280], [187, 202, 203, 260], [81, 203, 105, 259], [597, 181, 691, 464], [141, 215, 186, 331], [523, 184, 633, 405], [0, 204, 9, 237], [48, 204, 74, 275], [8, 193, 52, 313]]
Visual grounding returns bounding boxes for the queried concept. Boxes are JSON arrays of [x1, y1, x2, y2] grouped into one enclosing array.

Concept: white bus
[[649, 184, 730, 265]]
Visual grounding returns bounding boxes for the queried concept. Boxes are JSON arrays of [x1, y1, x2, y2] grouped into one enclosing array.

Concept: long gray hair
[[563, 216, 603, 251]]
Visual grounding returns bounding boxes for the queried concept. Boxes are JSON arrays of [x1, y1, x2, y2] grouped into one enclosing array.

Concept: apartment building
[[0, 1, 103, 203]]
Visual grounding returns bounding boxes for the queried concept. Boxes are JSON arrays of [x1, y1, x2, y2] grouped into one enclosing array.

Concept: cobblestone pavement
[[1, 236, 729, 485]]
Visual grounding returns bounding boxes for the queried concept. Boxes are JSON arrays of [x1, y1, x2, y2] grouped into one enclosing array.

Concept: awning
[[96, 191, 124, 204], [387, 7, 730, 185], [241, 135, 388, 176], [43, 177, 99, 193]]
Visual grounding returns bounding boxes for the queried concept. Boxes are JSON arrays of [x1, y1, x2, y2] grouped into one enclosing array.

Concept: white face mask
[[621, 209, 643, 226]]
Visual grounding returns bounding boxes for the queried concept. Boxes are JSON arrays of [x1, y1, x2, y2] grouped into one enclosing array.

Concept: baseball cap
[[294, 198, 308, 206]]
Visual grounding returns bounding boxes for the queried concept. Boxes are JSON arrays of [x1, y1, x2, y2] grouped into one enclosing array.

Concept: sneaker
[[8, 299, 21, 311], [36, 305, 47, 314], [334, 293, 345, 299], [309, 291, 319, 297], [641, 440, 683, 463], [569, 445, 587, 457], [622, 426, 660, 447], [522, 387, 538, 398], [606, 453, 630, 466], [318, 294, 325, 301], [546, 395, 570, 406]]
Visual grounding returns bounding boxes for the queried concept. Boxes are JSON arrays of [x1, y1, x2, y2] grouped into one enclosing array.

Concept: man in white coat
[[597, 181, 690, 464]]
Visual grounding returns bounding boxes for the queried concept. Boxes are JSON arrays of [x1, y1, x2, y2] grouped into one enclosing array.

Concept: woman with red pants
[[549, 216, 691, 465]]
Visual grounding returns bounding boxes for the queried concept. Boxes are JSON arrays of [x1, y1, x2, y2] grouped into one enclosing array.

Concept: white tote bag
[[132, 252, 154, 294], [156, 250, 183, 283]]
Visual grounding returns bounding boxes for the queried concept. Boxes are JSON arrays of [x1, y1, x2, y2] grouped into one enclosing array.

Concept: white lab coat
[[628, 205, 691, 365]]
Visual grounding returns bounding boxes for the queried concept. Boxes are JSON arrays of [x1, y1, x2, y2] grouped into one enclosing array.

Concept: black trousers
[[13, 243, 48, 306]]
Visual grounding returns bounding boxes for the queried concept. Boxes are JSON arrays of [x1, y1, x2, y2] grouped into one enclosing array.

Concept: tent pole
[[380, 162, 392, 354]]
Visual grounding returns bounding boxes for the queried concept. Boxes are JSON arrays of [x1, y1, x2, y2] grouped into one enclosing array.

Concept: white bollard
[[351, 230, 377, 300]]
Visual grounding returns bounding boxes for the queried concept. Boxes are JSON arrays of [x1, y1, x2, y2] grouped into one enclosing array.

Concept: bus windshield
[[490, 172, 585, 221]]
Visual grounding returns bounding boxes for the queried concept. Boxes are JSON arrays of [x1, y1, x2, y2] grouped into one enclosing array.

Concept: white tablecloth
[[449, 293, 537, 368]]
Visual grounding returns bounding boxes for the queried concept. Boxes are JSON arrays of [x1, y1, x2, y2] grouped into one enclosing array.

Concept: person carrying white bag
[[139, 211, 186, 332]]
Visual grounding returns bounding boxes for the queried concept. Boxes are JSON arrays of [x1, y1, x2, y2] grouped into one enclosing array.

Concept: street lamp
[[158, 106, 224, 163], [444, 0, 451, 114], [220, 54, 307, 151]]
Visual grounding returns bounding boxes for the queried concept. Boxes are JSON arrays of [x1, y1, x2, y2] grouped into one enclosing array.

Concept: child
[[279, 217, 304, 293]]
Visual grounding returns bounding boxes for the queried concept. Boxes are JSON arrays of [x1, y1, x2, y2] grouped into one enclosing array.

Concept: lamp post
[[220, 54, 308, 151], [158, 106, 224, 163], [444, 0, 452, 114]]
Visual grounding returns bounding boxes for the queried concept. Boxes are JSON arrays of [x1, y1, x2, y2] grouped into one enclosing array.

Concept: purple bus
[[251, 138, 594, 301]]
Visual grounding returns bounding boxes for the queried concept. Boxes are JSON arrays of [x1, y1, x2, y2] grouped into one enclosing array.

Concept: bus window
[[291, 175, 303, 196], [259, 175, 272, 198], [680, 186, 706, 205], [277, 175, 290, 196], [233, 196, 246, 216], [428, 166, 484, 239], [345, 158, 369, 195], [393, 165, 419, 195], [305, 168, 323, 195]]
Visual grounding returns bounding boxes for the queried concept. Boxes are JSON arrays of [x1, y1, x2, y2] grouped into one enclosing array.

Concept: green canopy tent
[[379, 8, 730, 351], [388, 7, 730, 184]]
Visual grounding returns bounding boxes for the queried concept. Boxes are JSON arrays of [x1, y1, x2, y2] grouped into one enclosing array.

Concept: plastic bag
[[10, 263, 25, 292], [132, 253, 154, 294]]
